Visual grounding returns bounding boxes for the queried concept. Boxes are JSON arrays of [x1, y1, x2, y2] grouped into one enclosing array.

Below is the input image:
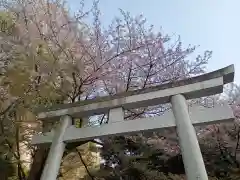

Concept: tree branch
[[75, 148, 95, 180]]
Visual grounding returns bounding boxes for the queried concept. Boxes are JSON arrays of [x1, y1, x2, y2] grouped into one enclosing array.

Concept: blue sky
[[67, 0, 240, 83]]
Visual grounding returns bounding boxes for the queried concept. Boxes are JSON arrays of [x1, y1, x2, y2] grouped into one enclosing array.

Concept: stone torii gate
[[32, 65, 235, 180]]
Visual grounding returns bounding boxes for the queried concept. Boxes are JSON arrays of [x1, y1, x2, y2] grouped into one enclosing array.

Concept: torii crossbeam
[[32, 65, 235, 180]]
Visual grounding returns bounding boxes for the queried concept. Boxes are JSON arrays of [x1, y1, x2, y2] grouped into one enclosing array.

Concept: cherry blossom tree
[[0, 0, 213, 179]]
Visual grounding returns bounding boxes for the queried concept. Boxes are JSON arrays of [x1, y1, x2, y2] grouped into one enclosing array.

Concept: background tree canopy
[[0, 0, 239, 180]]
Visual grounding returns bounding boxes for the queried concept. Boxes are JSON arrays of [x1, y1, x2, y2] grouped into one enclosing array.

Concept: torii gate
[[32, 65, 235, 180]]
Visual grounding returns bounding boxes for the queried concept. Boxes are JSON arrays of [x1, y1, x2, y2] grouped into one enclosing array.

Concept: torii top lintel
[[36, 64, 234, 120]]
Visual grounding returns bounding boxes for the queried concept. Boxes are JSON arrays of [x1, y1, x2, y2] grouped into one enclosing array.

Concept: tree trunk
[[27, 147, 49, 180], [27, 121, 52, 180]]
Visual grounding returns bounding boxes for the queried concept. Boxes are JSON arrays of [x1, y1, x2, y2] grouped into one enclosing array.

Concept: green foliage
[[0, 156, 15, 180], [0, 11, 16, 34]]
